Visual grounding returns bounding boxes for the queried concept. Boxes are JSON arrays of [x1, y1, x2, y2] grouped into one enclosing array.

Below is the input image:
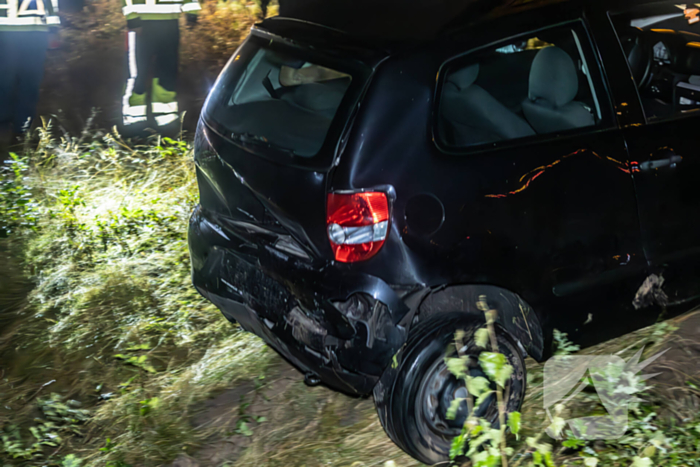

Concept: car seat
[[522, 46, 595, 134], [441, 63, 535, 146]]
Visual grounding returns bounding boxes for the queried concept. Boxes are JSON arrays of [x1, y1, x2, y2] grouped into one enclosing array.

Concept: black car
[[188, 0, 700, 463]]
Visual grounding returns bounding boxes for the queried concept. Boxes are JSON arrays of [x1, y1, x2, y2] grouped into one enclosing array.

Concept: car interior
[[212, 47, 352, 157], [439, 28, 601, 148], [613, 7, 700, 122]]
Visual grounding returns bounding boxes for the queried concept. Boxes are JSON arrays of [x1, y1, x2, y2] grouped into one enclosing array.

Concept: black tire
[[374, 312, 526, 466]]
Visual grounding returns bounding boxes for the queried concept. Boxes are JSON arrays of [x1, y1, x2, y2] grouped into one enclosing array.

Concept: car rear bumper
[[188, 205, 413, 395]]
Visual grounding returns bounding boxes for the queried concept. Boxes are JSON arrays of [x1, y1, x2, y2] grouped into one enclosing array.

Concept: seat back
[[442, 64, 535, 146], [522, 46, 595, 134]]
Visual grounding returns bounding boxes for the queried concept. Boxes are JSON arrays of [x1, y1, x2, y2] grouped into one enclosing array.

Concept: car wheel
[[374, 312, 526, 465]]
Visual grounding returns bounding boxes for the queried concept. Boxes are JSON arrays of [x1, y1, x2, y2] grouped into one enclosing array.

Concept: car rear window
[[203, 33, 362, 160]]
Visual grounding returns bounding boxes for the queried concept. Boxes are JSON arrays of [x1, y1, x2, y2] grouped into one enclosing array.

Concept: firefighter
[[121, 0, 200, 130], [0, 0, 60, 143]]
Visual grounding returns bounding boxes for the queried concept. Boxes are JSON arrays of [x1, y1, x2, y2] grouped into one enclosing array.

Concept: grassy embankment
[[3, 1, 700, 464], [5, 125, 700, 467], [0, 121, 419, 467]]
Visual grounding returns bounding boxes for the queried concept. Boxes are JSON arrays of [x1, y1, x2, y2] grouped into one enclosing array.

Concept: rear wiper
[[229, 132, 297, 158]]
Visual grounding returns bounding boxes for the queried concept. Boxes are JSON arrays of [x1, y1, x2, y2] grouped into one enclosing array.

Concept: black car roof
[[261, 0, 673, 52]]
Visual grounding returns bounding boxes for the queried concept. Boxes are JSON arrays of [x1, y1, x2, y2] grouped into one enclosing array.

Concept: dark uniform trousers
[[0, 31, 49, 131]]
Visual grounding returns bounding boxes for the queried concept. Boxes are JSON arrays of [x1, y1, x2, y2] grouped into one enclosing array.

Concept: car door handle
[[639, 155, 683, 171]]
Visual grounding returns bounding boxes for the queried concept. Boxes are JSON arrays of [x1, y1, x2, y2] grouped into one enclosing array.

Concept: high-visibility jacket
[[121, 0, 200, 21], [0, 0, 60, 32]]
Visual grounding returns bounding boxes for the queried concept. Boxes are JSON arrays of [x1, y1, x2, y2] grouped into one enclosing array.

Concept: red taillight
[[326, 192, 390, 263]]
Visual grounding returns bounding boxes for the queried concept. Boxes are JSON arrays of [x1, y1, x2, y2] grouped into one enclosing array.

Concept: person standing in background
[[121, 0, 200, 131], [0, 0, 60, 146]]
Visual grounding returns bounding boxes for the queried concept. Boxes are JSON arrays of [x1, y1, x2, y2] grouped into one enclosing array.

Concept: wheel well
[[417, 284, 544, 361]]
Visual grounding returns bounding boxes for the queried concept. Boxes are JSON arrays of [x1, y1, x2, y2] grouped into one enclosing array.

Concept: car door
[[418, 10, 649, 346], [602, 2, 700, 304]]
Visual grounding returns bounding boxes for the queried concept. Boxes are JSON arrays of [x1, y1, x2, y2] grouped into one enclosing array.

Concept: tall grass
[[0, 123, 274, 466]]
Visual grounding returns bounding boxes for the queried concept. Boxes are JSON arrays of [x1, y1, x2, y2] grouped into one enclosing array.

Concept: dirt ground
[[159, 309, 700, 467], [644, 311, 700, 417]]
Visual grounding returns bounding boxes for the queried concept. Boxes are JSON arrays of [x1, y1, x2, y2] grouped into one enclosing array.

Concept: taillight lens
[[327, 192, 390, 263]]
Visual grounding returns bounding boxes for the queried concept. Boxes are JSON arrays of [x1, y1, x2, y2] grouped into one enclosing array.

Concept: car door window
[[610, 3, 700, 122], [436, 22, 610, 150]]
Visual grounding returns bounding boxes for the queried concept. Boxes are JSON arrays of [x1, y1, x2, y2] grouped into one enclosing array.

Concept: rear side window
[[204, 33, 365, 160], [436, 22, 609, 151], [610, 3, 700, 122]]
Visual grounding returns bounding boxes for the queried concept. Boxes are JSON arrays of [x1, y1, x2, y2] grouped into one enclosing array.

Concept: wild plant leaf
[[470, 450, 500, 467], [508, 411, 521, 440], [237, 421, 253, 437], [475, 390, 493, 407], [445, 356, 467, 379], [562, 437, 584, 448], [126, 343, 150, 351], [466, 427, 501, 458], [450, 429, 467, 460], [465, 376, 491, 399], [479, 352, 505, 379], [547, 416, 567, 439], [62, 454, 83, 467], [479, 352, 513, 387], [553, 329, 580, 356], [630, 457, 653, 467], [446, 398, 464, 420], [583, 458, 599, 467], [475, 328, 490, 349]]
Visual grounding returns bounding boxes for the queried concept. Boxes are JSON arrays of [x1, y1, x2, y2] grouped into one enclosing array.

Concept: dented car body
[[189, 1, 700, 462]]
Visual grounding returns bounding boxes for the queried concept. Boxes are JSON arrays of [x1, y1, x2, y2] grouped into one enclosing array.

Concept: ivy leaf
[[475, 328, 490, 349], [508, 411, 521, 440]]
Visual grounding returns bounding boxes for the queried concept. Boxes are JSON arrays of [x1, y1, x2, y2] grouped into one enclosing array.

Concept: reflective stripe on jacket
[[121, 0, 200, 21], [0, 0, 60, 31]]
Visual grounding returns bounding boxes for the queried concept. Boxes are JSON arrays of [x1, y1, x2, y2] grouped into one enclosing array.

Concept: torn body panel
[[189, 205, 410, 395]]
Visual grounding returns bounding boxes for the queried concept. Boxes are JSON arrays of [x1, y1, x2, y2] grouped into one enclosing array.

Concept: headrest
[[528, 47, 578, 107], [446, 64, 480, 91]]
